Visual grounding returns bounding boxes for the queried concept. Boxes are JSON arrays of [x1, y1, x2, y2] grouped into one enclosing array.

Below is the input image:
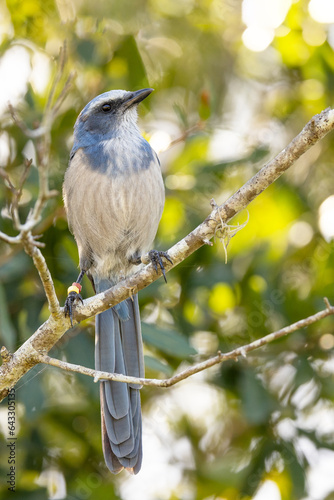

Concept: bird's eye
[[101, 103, 112, 113]]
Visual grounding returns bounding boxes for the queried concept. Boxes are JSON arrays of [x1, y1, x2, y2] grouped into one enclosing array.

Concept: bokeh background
[[1, 0, 334, 499]]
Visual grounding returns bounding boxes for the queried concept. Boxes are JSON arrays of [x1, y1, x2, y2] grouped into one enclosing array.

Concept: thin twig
[[0, 231, 21, 244], [45, 43, 67, 116], [167, 122, 205, 149], [51, 70, 76, 118], [36, 301, 334, 387], [8, 103, 47, 139]]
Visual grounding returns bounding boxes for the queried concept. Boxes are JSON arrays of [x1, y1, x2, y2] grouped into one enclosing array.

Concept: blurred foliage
[[0, 0, 334, 499]]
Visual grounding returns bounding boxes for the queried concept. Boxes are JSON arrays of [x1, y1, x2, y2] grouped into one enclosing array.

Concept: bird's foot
[[129, 250, 173, 282], [64, 283, 83, 327], [146, 250, 173, 283]]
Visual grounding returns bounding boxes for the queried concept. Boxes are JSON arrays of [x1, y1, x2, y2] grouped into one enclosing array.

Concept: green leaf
[[283, 442, 306, 497], [239, 369, 277, 425], [142, 322, 197, 359], [114, 35, 148, 89], [144, 354, 173, 376]]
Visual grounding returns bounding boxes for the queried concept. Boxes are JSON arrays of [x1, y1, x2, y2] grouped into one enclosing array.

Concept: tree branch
[[1, 107, 334, 401], [35, 299, 334, 387], [22, 236, 61, 317], [72, 107, 334, 322]]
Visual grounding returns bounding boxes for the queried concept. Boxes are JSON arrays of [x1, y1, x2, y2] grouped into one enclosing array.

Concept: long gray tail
[[95, 280, 144, 474]]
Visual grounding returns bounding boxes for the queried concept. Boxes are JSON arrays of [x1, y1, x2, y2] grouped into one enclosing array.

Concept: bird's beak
[[122, 88, 154, 109]]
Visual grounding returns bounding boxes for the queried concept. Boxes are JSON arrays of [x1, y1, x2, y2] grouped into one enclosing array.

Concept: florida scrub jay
[[63, 88, 169, 474]]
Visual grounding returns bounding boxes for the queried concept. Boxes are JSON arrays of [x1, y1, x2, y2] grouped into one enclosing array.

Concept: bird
[[63, 88, 171, 474]]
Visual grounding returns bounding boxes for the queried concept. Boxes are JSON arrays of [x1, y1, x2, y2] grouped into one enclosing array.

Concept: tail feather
[[96, 309, 129, 419], [120, 297, 145, 387], [126, 394, 142, 459], [130, 388, 140, 426], [95, 279, 144, 475], [95, 309, 115, 372], [133, 437, 143, 474], [102, 385, 132, 445], [104, 382, 129, 419], [101, 409, 124, 474]]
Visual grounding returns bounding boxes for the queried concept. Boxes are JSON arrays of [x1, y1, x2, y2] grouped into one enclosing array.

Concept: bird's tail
[[94, 278, 144, 474]]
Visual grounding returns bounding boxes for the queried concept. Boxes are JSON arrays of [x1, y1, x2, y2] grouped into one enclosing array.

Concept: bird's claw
[[64, 291, 83, 327], [148, 250, 173, 283]]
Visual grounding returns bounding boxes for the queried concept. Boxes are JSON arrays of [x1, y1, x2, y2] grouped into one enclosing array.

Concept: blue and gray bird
[[63, 88, 169, 474]]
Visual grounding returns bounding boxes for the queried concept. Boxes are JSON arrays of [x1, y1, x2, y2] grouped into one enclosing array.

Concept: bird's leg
[[128, 251, 142, 266], [129, 250, 173, 283], [64, 269, 85, 327]]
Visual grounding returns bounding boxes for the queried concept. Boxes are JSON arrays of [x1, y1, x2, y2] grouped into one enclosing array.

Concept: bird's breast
[[63, 141, 164, 279]]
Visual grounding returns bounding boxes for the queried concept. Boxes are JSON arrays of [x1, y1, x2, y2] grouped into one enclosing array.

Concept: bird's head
[[73, 88, 153, 140]]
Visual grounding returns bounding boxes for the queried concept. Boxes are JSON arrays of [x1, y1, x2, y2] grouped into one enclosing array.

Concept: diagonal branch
[[35, 299, 334, 387], [73, 107, 334, 322], [0, 107, 334, 401]]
